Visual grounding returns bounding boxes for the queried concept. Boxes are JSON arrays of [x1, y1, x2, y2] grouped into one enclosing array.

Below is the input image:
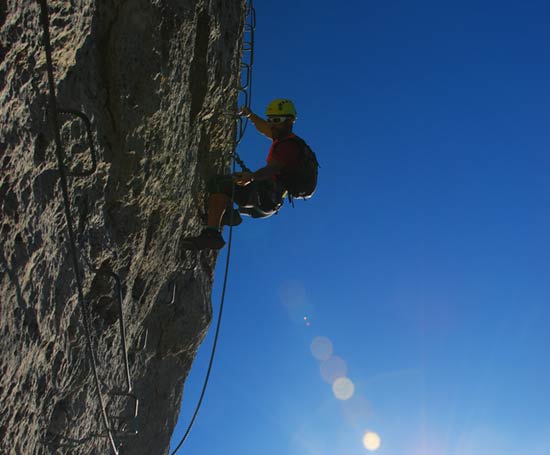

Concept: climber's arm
[[234, 160, 282, 186], [240, 106, 273, 139]]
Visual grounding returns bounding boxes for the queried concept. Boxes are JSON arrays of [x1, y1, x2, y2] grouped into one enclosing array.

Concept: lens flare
[[363, 431, 381, 451], [320, 355, 347, 384], [310, 336, 333, 361], [342, 393, 372, 422], [332, 377, 355, 400], [278, 281, 313, 323]]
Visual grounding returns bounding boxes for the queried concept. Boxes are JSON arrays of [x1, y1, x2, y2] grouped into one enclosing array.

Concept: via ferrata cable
[[169, 1, 255, 453], [169, 160, 237, 455], [38, 0, 118, 452]]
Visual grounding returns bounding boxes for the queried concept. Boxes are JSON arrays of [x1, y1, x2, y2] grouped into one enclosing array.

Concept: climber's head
[[266, 99, 297, 118], [266, 99, 296, 138]]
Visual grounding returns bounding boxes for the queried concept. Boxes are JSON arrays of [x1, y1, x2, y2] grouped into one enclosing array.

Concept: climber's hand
[[239, 106, 253, 118], [233, 171, 254, 186]]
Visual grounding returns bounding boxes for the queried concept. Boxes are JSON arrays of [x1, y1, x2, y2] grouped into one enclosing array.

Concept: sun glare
[[332, 377, 355, 400], [310, 336, 333, 361], [363, 431, 381, 451]]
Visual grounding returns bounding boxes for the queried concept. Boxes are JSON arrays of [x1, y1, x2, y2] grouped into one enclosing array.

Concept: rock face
[[0, 1, 245, 453]]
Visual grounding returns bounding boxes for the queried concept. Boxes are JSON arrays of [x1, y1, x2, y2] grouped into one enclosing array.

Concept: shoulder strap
[[273, 134, 305, 154], [274, 133, 297, 145]]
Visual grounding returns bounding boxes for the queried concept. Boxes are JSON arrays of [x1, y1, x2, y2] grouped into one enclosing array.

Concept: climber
[[181, 98, 317, 251]]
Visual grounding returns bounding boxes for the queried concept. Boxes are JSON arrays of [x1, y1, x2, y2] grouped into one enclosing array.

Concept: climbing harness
[[169, 1, 256, 454], [38, 0, 140, 452]]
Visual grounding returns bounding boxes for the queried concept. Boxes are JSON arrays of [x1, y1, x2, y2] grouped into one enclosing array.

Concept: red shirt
[[266, 134, 301, 184]]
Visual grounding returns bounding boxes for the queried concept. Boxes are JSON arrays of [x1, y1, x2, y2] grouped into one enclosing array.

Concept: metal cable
[[58, 109, 98, 176], [41, 15, 137, 418], [84, 264, 139, 431], [169, 1, 255, 453], [38, 3, 118, 453], [38, 1, 128, 452], [169, 159, 237, 455], [232, 0, 255, 168]]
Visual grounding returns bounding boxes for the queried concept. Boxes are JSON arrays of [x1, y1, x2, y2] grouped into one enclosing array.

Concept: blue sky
[[170, 1, 550, 454]]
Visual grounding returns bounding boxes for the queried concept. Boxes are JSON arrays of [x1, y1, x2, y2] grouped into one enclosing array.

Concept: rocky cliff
[[0, 0, 245, 453]]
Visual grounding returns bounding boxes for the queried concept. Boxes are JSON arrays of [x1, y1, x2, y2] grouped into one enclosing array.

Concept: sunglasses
[[267, 116, 291, 124]]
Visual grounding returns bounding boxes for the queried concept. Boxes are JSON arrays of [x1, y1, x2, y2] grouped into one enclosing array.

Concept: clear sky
[[170, 1, 550, 454]]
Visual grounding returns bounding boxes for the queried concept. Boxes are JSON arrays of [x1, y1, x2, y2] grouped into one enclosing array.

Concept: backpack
[[277, 135, 319, 200]]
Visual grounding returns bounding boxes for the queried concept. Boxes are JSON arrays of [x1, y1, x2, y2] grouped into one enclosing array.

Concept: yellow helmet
[[265, 99, 297, 118]]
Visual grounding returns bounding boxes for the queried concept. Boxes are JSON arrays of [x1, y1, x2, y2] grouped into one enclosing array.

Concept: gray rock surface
[[0, 1, 245, 453]]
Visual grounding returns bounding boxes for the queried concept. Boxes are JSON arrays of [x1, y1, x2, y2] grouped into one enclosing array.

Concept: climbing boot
[[180, 229, 226, 251], [221, 207, 242, 227]]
